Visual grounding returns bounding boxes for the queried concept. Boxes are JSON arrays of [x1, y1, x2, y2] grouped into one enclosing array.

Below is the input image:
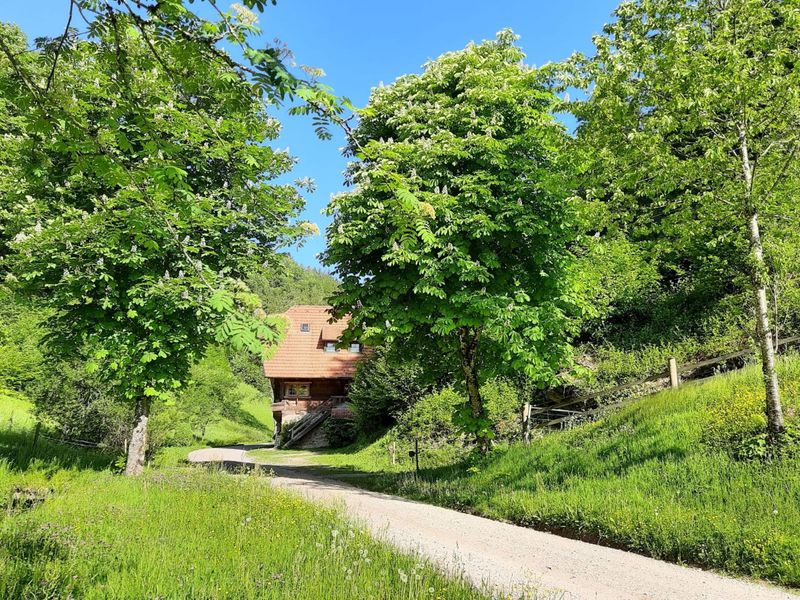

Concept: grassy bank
[[200, 389, 274, 446], [0, 394, 486, 599], [296, 358, 800, 587]]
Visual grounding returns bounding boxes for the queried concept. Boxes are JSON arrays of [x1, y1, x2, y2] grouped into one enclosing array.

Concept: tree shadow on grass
[[0, 427, 116, 475]]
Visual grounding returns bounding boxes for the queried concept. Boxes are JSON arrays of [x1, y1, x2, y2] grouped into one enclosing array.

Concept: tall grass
[[303, 357, 800, 587]]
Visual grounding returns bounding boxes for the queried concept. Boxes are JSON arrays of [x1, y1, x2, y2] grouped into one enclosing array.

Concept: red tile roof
[[263, 305, 364, 379]]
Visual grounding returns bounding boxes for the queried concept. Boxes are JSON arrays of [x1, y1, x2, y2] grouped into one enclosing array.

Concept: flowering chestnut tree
[[0, 12, 316, 473], [323, 31, 587, 451]]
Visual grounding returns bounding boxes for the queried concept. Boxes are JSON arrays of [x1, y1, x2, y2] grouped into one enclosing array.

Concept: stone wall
[[294, 421, 329, 449]]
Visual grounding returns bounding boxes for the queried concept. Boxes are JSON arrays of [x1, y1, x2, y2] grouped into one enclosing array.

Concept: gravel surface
[[188, 447, 799, 600]]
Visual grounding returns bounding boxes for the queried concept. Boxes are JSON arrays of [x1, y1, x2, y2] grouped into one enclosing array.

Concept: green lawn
[[0, 392, 486, 599], [293, 358, 800, 588]]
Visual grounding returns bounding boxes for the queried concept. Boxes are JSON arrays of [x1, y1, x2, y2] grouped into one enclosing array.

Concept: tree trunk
[[740, 127, 785, 445], [125, 398, 150, 476], [458, 327, 488, 453]]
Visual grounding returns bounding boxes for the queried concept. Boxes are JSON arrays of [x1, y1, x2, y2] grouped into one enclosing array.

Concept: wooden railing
[[280, 398, 337, 449], [523, 334, 800, 431]]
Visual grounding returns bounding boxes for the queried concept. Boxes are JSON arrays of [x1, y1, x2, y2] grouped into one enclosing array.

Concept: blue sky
[[3, 1, 619, 270]]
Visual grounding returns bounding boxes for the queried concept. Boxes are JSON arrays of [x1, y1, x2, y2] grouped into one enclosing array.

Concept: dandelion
[[398, 569, 408, 583]]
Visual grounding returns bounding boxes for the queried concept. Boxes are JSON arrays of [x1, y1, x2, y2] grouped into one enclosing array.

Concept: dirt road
[[188, 447, 798, 600]]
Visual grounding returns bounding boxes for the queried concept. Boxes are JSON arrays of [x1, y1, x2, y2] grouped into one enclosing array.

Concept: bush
[[348, 346, 432, 436], [31, 360, 130, 449], [482, 378, 522, 441], [322, 418, 358, 448], [396, 388, 463, 443]]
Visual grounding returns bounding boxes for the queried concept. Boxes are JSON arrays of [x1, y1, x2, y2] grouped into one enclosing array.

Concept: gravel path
[[188, 447, 799, 600]]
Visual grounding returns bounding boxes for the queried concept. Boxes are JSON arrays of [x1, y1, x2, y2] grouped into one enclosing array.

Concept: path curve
[[188, 447, 799, 600]]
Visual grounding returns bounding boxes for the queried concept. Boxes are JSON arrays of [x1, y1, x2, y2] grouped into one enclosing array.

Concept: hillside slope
[[300, 357, 800, 587]]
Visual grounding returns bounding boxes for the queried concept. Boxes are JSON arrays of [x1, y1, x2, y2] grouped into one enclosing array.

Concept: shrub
[[278, 419, 297, 447], [348, 346, 432, 435], [396, 388, 463, 443], [31, 360, 130, 449], [322, 418, 358, 448], [482, 378, 522, 441]]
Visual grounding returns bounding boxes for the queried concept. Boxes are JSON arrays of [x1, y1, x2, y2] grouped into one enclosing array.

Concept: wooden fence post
[[668, 357, 680, 389], [521, 402, 531, 445], [388, 441, 397, 465], [31, 421, 41, 452]]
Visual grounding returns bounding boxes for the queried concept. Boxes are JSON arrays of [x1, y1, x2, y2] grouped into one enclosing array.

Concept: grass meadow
[[0, 392, 487, 599], [284, 357, 800, 588]]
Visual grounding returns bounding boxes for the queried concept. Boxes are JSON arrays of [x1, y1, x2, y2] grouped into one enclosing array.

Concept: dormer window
[[324, 342, 336, 353], [349, 342, 361, 353], [300, 323, 310, 332]]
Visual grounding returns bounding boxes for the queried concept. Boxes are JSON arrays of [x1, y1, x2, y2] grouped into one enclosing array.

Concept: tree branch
[[45, 0, 75, 93]]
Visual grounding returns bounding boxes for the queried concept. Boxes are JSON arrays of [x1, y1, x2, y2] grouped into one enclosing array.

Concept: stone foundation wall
[[294, 421, 329, 449]]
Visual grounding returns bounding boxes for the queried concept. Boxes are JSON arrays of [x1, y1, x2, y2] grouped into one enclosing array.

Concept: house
[[263, 305, 365, 448]]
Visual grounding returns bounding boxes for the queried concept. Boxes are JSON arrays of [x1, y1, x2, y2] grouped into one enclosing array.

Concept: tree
[[323, 31, 586, 452], [568, 0, 800, 445], [0, 17, 311, 474], [246, 254, 339, 314]]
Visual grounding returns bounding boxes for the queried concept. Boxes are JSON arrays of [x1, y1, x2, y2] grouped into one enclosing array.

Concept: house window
[[324, 342, 336, 353], [300, 323, 310, 332], [349, 342, 361, 353], [284, 382, 310, 398]]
